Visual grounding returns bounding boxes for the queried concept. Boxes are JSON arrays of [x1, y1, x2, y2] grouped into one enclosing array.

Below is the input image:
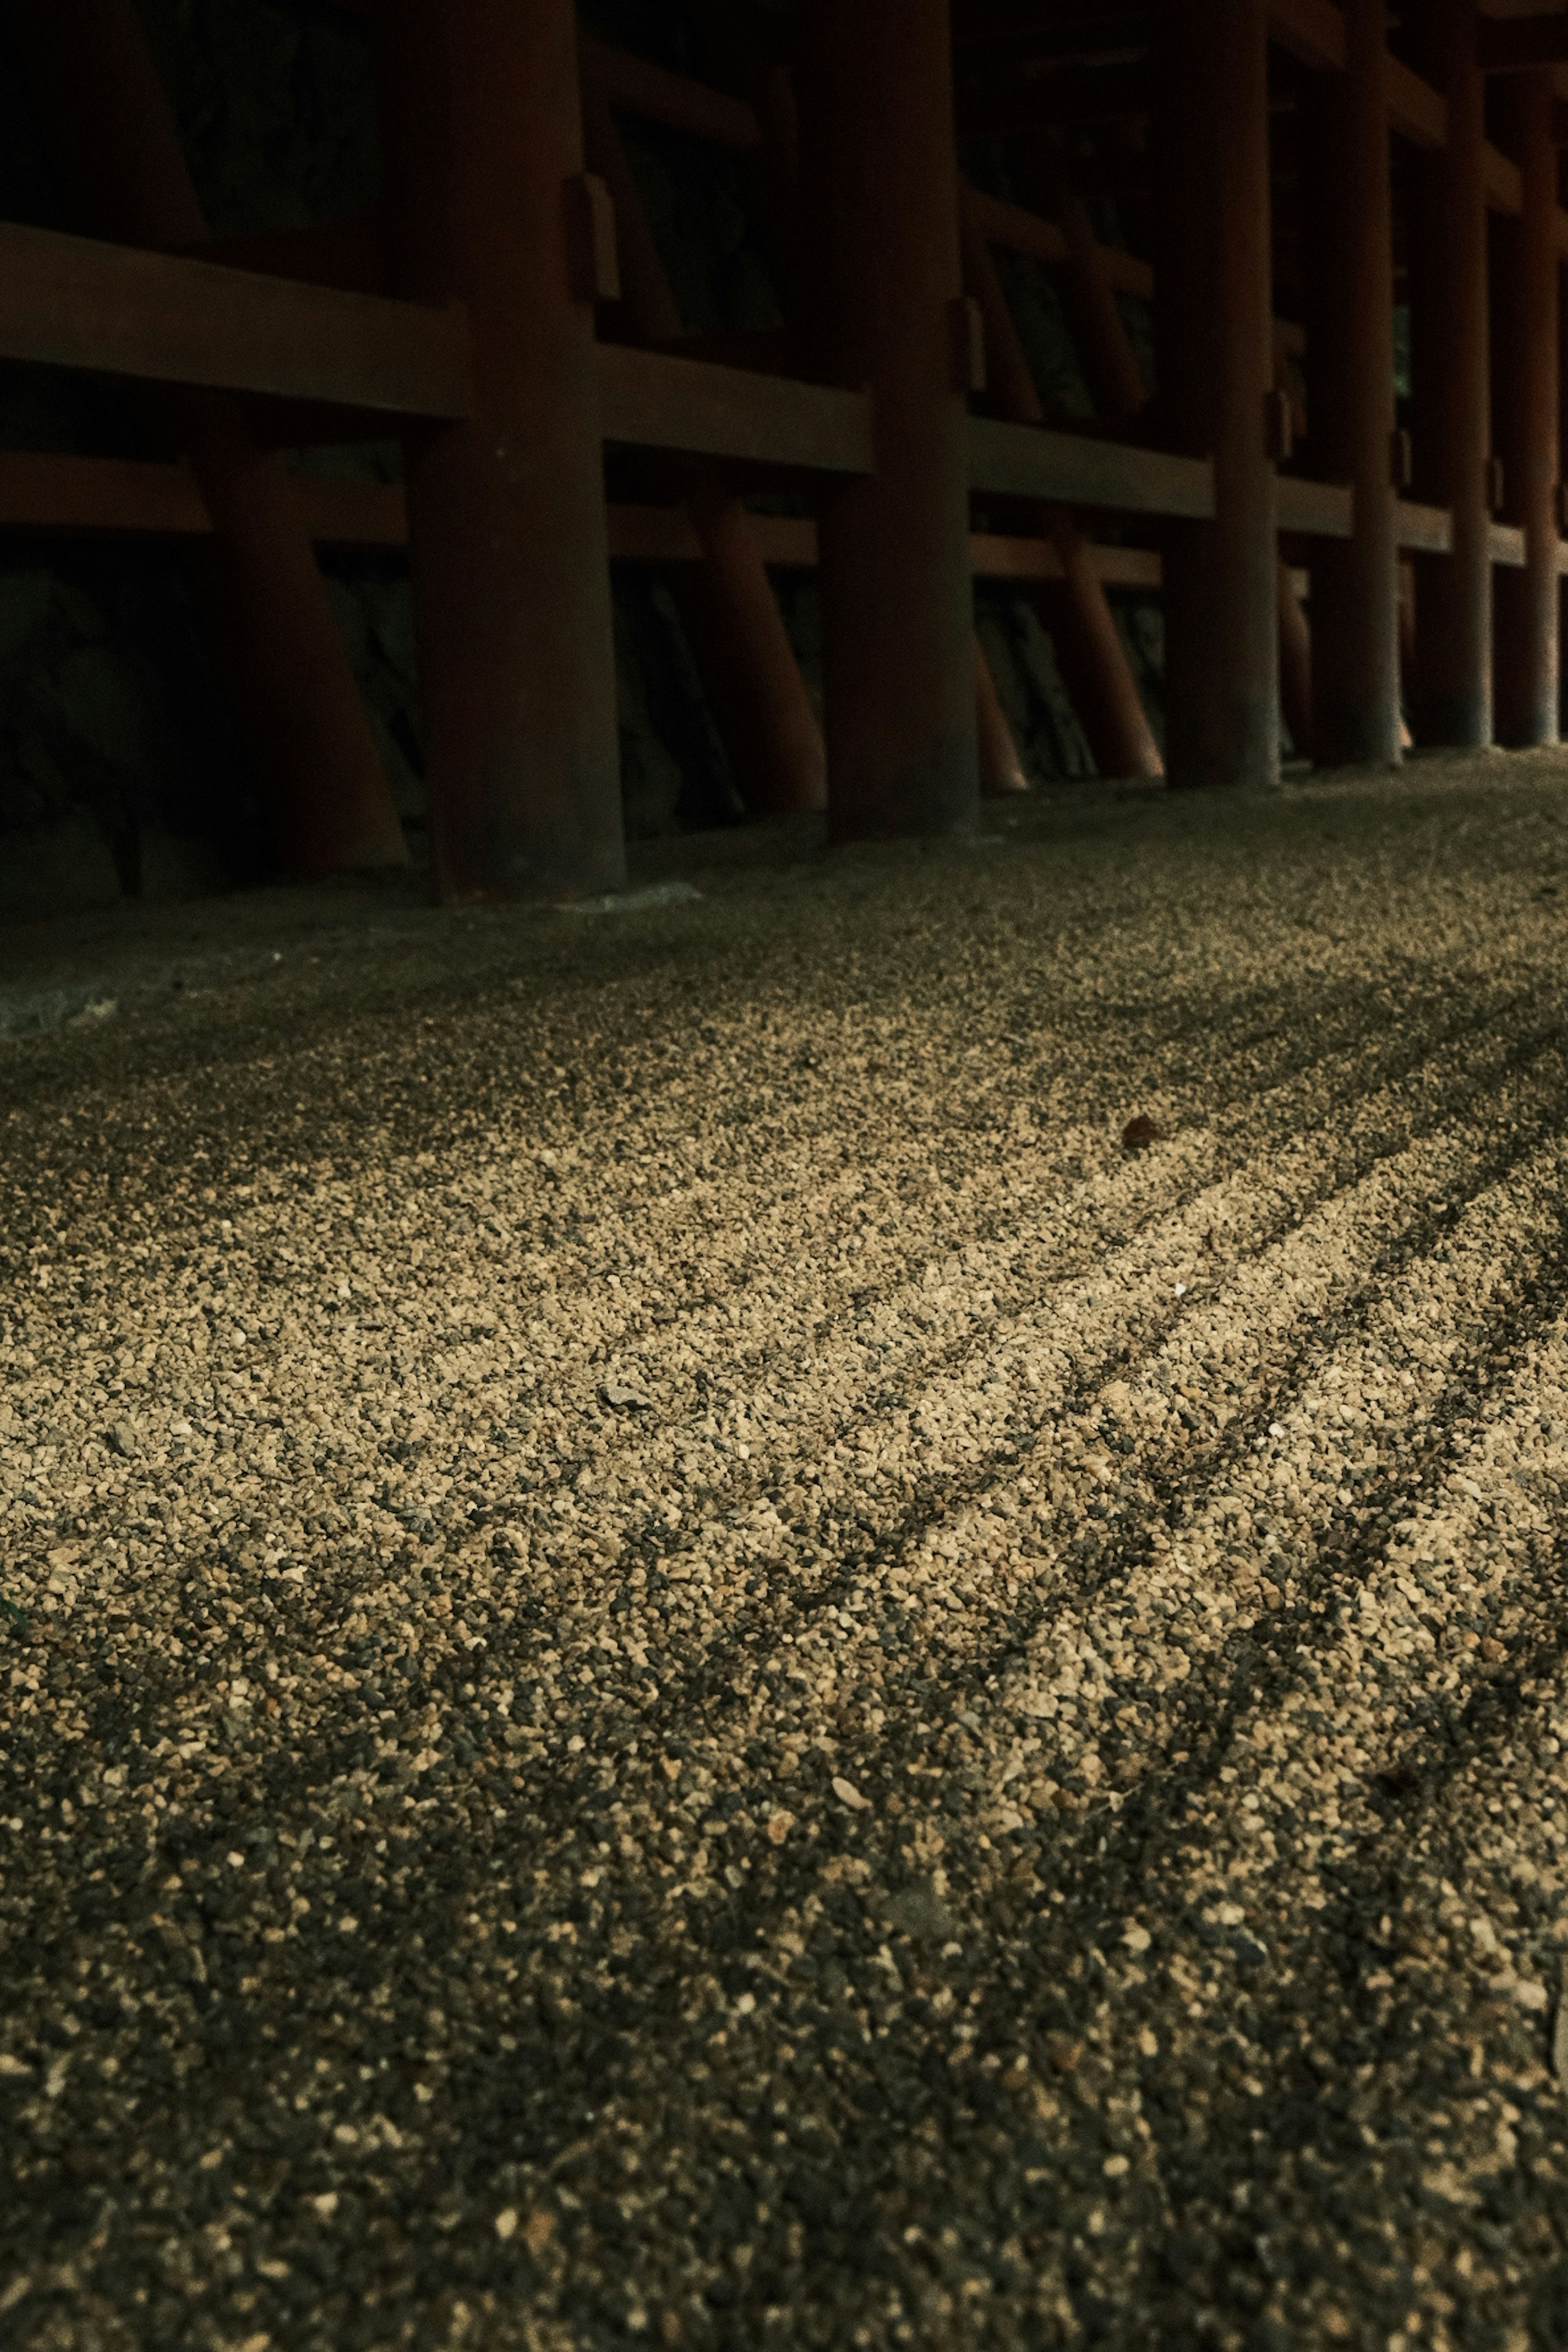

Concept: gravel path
[[4, 755, 1568, 2352]]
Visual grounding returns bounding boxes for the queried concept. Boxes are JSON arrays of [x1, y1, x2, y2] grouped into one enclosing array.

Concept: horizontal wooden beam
[[0, 457, 1494, 621], [596, 342, 875, 472], [966, 186, 1305, 361], [0, 330, 873, 485], [0, 448, 1185, 596], [0, 216, 472, 416], [1388, 53, 1448, 150], [581, 36, 762, 149], [194, 209, 390, 296], [1266, 3, 1445, 145], [1266, 0, 1344, 69], [963, 188, 1069, 272], [963, 187, 1152, 297], [287, 8, 766, 149], [1267, 0, 1544, 227], [604, 503, 815, 566], [969, 530, 1163, 590], [1395, 499, 1452, 556], [0, 448, 410, 543], [1277, 476, 1353, 539], [0, 450, 209, 535], [967, 416, 1215, 516], [608, 506, 1171, 587]]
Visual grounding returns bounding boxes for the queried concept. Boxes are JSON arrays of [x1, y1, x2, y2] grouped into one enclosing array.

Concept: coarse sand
[[3, 753, 1568, 2349]]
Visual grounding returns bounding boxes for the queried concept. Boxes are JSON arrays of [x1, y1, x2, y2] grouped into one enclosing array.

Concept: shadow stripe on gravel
[[570, 1029, 1568, 1764], [14, 1022, 1568, 1884]]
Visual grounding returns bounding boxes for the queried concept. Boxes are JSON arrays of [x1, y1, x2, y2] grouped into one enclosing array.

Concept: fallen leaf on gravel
[[601, 1382, 652, 1410], [832, 1775, 870, 1811], [1121, 1115, 1165, 1150], [766, 1810, 794, 1844]]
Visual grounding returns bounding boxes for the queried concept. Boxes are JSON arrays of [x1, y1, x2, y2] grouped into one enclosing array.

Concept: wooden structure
[[2, 0, 1567, 896]]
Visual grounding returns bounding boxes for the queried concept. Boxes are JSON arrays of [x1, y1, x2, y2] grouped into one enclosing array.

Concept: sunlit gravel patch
[[4, 763, 1568, 2349]]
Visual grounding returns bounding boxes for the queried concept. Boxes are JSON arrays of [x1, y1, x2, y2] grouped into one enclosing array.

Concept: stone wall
[[0, 0, 1162, 918]]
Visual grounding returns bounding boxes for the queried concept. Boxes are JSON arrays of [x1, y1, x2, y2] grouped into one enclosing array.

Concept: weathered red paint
[[1304, 0, 1401, 768], [374, 0, 625, 900], [796, 0, 979, 840], [1153, 0, 1280, 788], [1408, 0, 1493, 748]]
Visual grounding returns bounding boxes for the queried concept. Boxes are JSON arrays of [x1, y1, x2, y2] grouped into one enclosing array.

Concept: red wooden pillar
[[1304, 0, 1401, 767], [1494, 72, 1560, 748], [10, 0, 409, 878], [373, 0, 624, 899], [1408, 0, 1492, 747], [796, 0, 978, 839], [1152, 0, 1279, 788]]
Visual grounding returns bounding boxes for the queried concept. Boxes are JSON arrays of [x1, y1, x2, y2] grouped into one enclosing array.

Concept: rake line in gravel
[[497, 1023, 1568, 1780], [1020, 1546, 1568, 2342], [13, 971, 1553, 1738], [8, 951, 1563, 1822], [38, 999, 1552, 1848], [42, 1084, 1552, 1964]]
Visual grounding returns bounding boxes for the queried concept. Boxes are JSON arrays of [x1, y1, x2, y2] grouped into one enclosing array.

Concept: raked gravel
[[4, 756, 1568, 2351]]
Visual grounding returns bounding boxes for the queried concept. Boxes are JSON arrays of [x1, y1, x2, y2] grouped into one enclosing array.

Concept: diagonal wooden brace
[[960, 189, 1162, 782], [580, 49, 826, 817]]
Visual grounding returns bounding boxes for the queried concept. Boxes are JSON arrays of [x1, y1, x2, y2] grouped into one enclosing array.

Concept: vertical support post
[[10, 0, 409, 878], [1494, 71, 1559, 747], [374, 0, 624, 899], [1152, 0, 1279, 788], [796, 0, 978, 839], [1408, 0, 1491, 746], [1303, 0, 1401, 766]]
